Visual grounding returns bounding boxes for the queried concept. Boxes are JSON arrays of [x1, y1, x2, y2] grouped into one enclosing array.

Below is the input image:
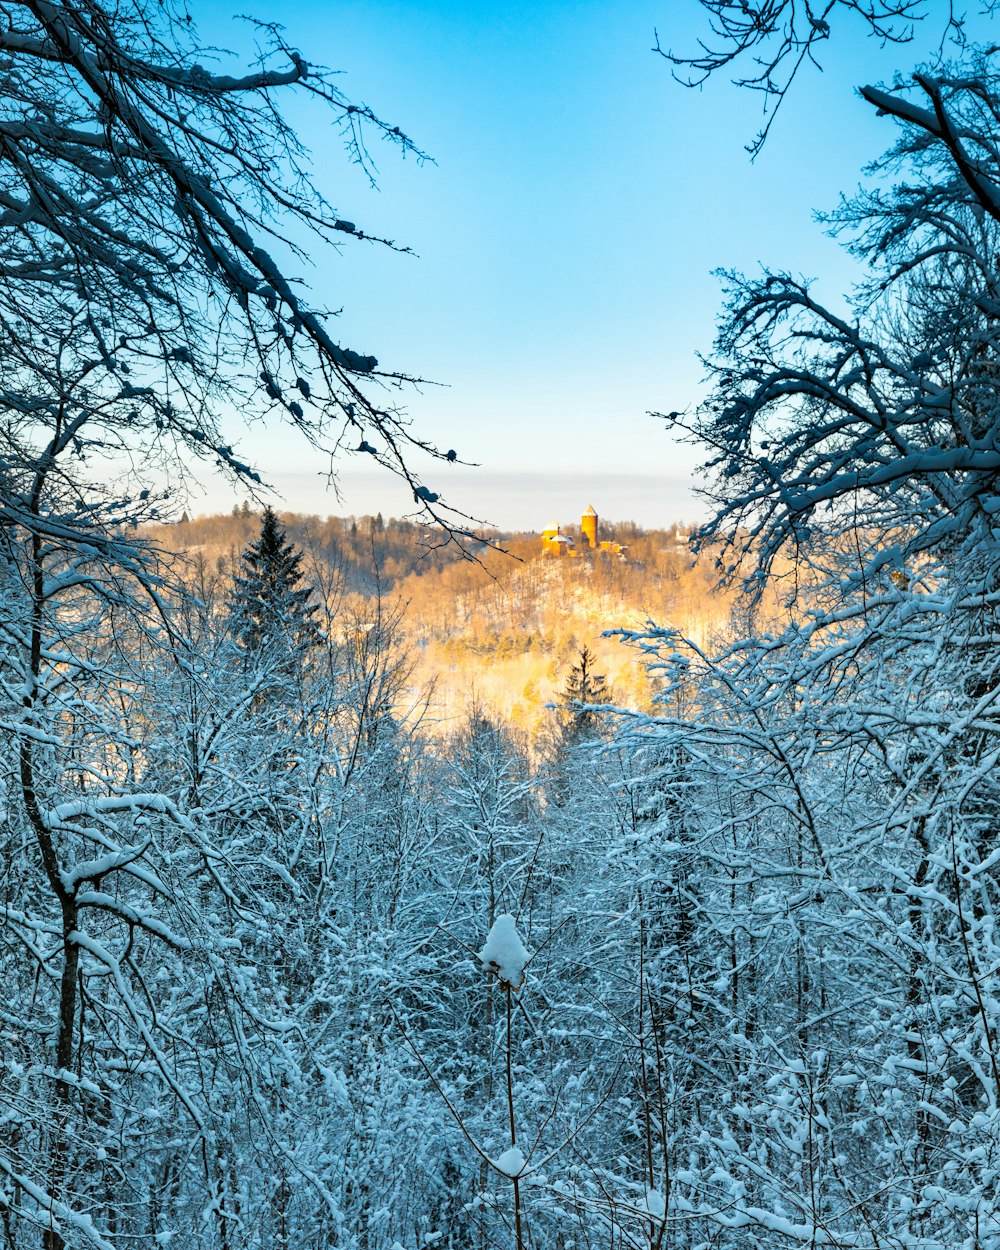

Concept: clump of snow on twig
[[645, 1188, 666, 1219], [492, 1144, 527, 1178], [479, 914, 529, 991]]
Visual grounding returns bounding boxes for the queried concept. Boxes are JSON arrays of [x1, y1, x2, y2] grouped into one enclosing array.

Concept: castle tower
[[581, 504, 598, 549]]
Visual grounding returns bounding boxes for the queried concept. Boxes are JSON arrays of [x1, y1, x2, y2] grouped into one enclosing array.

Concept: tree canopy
[[0, 0, 457, 548]]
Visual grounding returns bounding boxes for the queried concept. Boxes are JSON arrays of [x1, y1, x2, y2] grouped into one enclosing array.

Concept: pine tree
[[231, 507, 321, 666], [560, 646, 610, 743]]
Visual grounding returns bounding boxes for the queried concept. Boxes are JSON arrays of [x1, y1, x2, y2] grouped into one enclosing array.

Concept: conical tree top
[[232, 507, 320, 656]]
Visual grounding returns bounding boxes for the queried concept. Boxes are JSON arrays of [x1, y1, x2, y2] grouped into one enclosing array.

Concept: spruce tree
[[560, 646, 610, 743], [231, 507, 321, 667]]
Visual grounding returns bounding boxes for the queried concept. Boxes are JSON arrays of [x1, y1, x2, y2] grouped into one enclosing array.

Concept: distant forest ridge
[[143, 509, 739, 736], [145, 506, 697, 591]]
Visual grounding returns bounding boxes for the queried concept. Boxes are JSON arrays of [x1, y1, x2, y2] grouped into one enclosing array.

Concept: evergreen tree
[[231, 507, 321, 666], [560, 645, 610, 742]]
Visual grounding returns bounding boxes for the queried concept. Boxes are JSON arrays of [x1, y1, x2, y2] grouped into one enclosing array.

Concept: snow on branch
[[479, 913, 529, 991]]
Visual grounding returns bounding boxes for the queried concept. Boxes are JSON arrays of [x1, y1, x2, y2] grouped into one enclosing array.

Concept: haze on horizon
[[180, 468, 701, 532]]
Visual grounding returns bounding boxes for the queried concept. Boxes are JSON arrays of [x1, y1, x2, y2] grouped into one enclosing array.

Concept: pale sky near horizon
[[182, 0, 978, 530]]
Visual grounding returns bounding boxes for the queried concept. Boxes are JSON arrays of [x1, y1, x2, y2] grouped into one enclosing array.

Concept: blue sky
[[189, 0, 971, 528]]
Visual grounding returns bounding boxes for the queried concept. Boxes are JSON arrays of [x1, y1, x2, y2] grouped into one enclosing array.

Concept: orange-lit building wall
[[580, 506, 598, 549]]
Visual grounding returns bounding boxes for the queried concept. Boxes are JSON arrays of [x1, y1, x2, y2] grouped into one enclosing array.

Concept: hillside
[[393, 531, 737, 735], [145, 508, 740, 737]]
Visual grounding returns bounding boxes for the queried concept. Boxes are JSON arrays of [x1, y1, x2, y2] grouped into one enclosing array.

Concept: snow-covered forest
[[3, 1, 1000, 1248]]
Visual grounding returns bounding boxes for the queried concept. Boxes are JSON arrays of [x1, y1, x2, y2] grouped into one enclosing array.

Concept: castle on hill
[[541, 505, 626, 558]]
